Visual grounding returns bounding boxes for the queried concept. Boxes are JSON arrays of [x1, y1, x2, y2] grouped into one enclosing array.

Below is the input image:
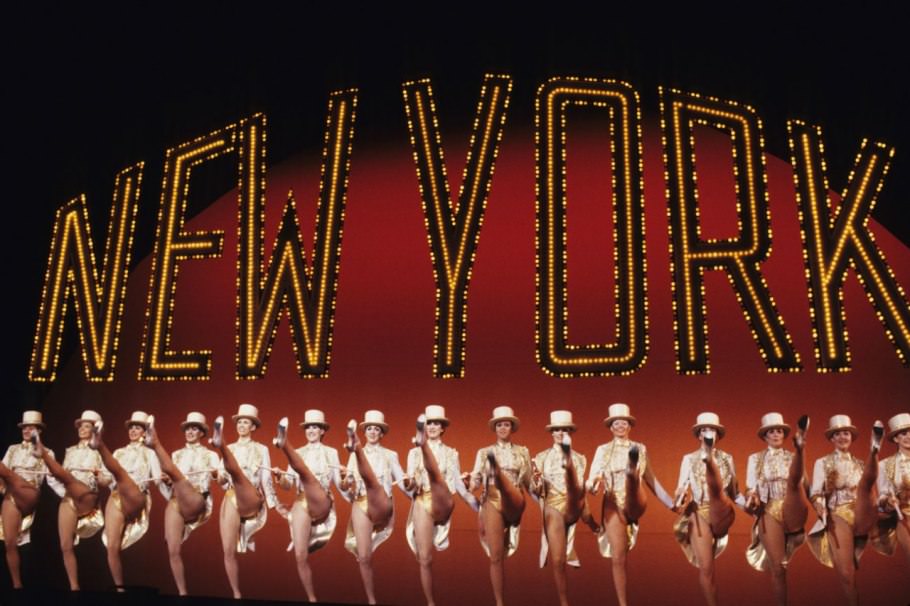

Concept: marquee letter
[[660, 88, 801, 374], [788, 120, 910, 369], [402, 74, 512, 378], [535, 77, 648, 377], [30, 164, 143, 381]]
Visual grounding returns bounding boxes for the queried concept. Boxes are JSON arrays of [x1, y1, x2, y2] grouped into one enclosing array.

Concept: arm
[[46, 448, 66, 498], [640, 448, 674, 509], [470, 449, 485, 491]]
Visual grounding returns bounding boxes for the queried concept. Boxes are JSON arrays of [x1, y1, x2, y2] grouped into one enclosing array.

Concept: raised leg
[[34, 437, 95, 514], [147, 426, 205, 523], [347, 423, 392, 529], [0, 463, 39, 515], [783, 421, 809, 533], [703, 440, 735, 538], [622, 446, 647, 524], [418, 439, 454, 524], [91, 423, 145, 519], [275, 418, 331, 524], [486, 451, 525, 526], [212, 418, 262, 519], [854, 422, 883, 536]]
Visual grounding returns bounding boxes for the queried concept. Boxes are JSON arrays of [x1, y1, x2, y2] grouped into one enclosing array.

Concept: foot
[[701, 430, 715, 461], [872, 420, 884, 452], [560, 433, 571, 467], [414, 414, 427, 446], [31, 432, 46, 459], [273, 417, 288, 448], [144, 415, 156, 447], [795, 415, 809, 450], [210, 416, 223, 448], [627, 445, 640, 474], [345, 419, 358, 452], [89, 421, 103, 450]]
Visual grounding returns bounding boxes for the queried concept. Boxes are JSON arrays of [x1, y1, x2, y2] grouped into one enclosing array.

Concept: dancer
[[807, 415, 867, 606], [0, 411, 52, 588], [587, 403, 674, 606], [469, 406, 532, 606], [404, 405, 479, 606], [145, 412, 220, 596], [742, 412, 809, 606], [531, 410, 599, 606], [673, 412, 738, 606], [341, 410, 406, 605], [874, 412, 910, 565], [93, 411, 163, 590], [272, 409, 342, 602], [34, 410, 110, 590]]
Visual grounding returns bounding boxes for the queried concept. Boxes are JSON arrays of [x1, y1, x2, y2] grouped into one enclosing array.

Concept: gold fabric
[[744, 498, 806, 571], [0, 504, 33, 547], [62, 496, 104, 545], [285, 491, 336, 554], [588, 439, 647, 510], [172, 494, 212, 543], [596, 518, 638, 558], [472, 443, 530, 559], [344, 495, 394, 556], [102, 490, 152, 550], [478, 487, 521, 558], [225, 487, 268, 553], [533, 446, 586, 568], [406, 491, 451, 554], [673, 505, 729, 567], [806, 503, 867, 568], [1, 441, 52, 545]]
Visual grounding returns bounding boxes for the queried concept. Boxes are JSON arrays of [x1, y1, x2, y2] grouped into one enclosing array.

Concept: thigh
[[757, 513, 786, 565], [351, 503, 373, 557], [481, 501, 505, 556], [290, 500, 313, 558], [1, 497, 22, 543], [829, 515, 856, 574], [219, 496, 240, 554], [604, 509, 628, 555], [412, 503, 435, 558], [104, 498, 125, 547], [58, 500, 78, 547], [688, 513, 715, 571], [543, 507, 567, 553], [164, 499, 186, 549]]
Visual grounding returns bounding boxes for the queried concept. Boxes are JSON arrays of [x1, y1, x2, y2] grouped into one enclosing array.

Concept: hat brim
[[232, 414, 261, 428], [692, 424, 726, 439], [359, 421, 389, 434], [124, 420, 149, 429], [824, 426, 858, 439], [488, 417, 520, 432], [604, 415, 636, 427], [74, 418, 98, 428], [546, 424, 576, 432], [299, 421, 329, 431], [758, 424, 791, 439], [425, 417, 450, 427], [17, 422, 46, 430], [180, 421, 210, 435], [888, 424, 910, 440]]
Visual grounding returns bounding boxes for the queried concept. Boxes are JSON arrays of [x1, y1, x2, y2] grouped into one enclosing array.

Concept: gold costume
[[807, 452, 867, 567], [587, 439, 647, 557], [167, 443, 221, 542], [871, 451, 910, 556], [284, 442, 341, 554], [101, 441, 161, 550], [47, 442, 110, 544], [471, 443, 531, 558], [343, 444, 404, 556], [743, 447, 805, 571], [222, 439, 277, 553], [405, 441, 466, 554], [0, 442, 52, 546], [673, 449, 736, 567], [533, 445, 587, 568]]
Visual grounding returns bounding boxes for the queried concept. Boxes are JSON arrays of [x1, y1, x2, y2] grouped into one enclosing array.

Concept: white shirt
[[810, 451, 862, 508], [345, 444, 405, 499], [288, 442, 342, 493], [223, 438, 277, 508], [676, 449, 736, 505], [407, 440, 472, 501], [160, 442, 221, 500]]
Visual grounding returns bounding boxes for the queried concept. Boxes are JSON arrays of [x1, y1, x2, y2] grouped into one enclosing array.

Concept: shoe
[[414, 414, 427, 447], [210, 416, 224, 448], [628, 445, 640, 473], [872, 420, 885, 452], [795, 415, 809, 449], [144, 415, 156, 447], [89, 421, 103, 450], [345, 420, 357, 452], [273, 417, 288, 448]]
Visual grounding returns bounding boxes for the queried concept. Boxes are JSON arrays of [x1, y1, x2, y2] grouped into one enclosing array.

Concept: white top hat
[[824, 414, 857, 439], [886, 413, 910, 441], [124, 410, 150, 429], [74, 410, 102, 428], [604, 403, 636, 427], [301, 409, 329, 430], [180, 411, 210, 434], [488, 406, 520, 432], [17, 410, 45, 429], [359, 410, 389, 433], [692, 412, 725, 439], [232, 403, 262, 427], [546, 410, 576, 431], [424, 404, 450, 426], [757, 412, 791, 439]]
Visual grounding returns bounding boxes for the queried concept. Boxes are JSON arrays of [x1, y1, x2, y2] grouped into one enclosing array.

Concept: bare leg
[[487, 451, 525, 526], [34, 437, 95, 514], [544, 507, 569, 606], [147, 429, 205, 523], [419, 440, 454, 523], [703, 442, 735, 538], [164, 500, 189, 595], [561, 441, 584, 525], [413, 503, 437, 606], [829, 514, 858, 606], [211, 419, 262, 519], [603, 508, 629, 606], [1, 496, 24, 587], [274, 419, 331, 524], [481, 501, 507, 606], [896, 516, 910, 567], [783, 425, 808, 533], [103, 497, 126, 589], [352, 504, 378, 605], [219, 497, 243, 599], [622, 446, 647, 524], [57, 500, 81, 590], [289, 499, 317, 602], [347, 424, 392, 529], [758, 514, 788, 606], [0, 464, 39, 515], [689, 512, 718, 606], [854, 423, 883, 536], [91, 424, 145, 519]]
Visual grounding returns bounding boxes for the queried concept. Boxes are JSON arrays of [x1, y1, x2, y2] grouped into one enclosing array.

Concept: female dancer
[[807, 415, 867, 606], [875, 412, 910, 565], [0, 411, 52, 588], [587, 403, 674, 606], [93, 410, 163, 590], [404, 405, 479, 606], [341, 410, 406, 605], [144, 412, 221, 596], [469, 406, 531, 606], [34, 410, 110, 590], [673, 412, 738, 606], [210, 403, 276, 600], [272, 409, 341, 602], [742, 412, 809, 606], [531, 410, 599, 606]]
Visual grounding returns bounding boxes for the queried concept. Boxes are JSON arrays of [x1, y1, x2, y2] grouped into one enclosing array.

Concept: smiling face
[[763, 427, 785, 448], [610, 419, 631, 439], [896, 429, 910, 452], [20, 424, 39, 442], [426, 420, 445, 440], [364, 424, 383, 444], [236, 418, 255, 437], [829, 429, 853, 452], [77, 421, 94, 441], [127, 423, 146, 442], [495, 420, 514, 441], [184, 425, 204, 444], [304, 424, 325, 443]]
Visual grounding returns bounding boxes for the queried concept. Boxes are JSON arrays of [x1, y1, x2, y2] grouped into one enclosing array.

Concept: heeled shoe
[[627, 445, 640, 474], [795, 415, 809, 449], [872, 420, 885, 452], [414, 414, 427, 447], [345, 419, 357, 452], [210, 416, 224, 448], [701, 430, 715, 462], [560, 433, 572, 467], [144, 415, 156, 447], [273, 417, 288, 448], [89, 421, 103, 450]]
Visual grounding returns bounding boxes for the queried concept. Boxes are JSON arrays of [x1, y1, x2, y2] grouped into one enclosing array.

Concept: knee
[[550, 553, 566, 568], [612, 550, 627, 568], [4, 541, 17, 555], [417, 551, 433, 567], [488, 551, 504, 566], [357, 552, 373, 566]]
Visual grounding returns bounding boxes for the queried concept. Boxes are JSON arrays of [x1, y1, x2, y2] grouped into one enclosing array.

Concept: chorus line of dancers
[[1, 404, 908, 606]]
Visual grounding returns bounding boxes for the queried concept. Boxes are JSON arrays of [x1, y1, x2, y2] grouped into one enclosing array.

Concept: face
[[426, 420, 444, 439], [698, 426, 717, 443], [896, 429, 910, 451], [236, 418, 255, 437], [304, 424, 325, 443], [495, 420, 514, 441], [364, 425, 383, 444], [550, 427, 570, 444], [763, 427, 785, 448], [610, 419, 631, 438], [20, 425, 38, 441], [829, 429, 853, 451], [77, 421, 94, 440], [128, 423, 146, 442], [184, 425, 204, 444]]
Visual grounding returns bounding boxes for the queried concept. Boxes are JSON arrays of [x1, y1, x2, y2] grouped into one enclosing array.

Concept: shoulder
[[533, 449, 549, 462], [516, 444, 530, 457]]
